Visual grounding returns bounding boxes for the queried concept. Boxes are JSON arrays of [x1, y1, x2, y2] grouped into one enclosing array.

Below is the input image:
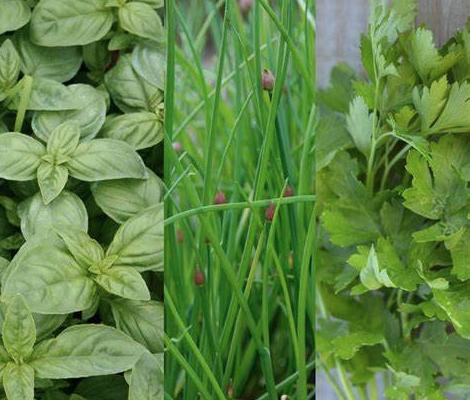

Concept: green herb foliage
[[317, 1, 470, 399], [164, 0, 315, 399], [0, 0, 164, 399]]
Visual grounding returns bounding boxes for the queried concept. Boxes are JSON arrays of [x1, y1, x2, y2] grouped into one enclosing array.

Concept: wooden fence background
[[317, 0, 470, 87]]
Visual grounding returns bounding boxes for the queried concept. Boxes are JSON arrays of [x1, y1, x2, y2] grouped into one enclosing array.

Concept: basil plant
[[0, 0, 164, 398]]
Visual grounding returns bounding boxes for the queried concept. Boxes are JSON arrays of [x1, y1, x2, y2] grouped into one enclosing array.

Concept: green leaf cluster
[[0, 1, 164, 399], [318, 1, 470, 397]]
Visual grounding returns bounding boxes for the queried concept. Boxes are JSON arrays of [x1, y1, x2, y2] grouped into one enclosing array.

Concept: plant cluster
[[165, 0, 315, 399], [0, 0, 164, 399], [317, 1, 470, 399]]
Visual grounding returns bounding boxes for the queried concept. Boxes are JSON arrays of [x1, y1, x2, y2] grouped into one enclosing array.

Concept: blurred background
[[317, 0, 470, 87]]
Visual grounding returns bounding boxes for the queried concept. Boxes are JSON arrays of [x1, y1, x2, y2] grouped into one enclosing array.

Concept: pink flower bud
[[284, 186, 294, 197], [172, 141, 183, 152], [239, 0, 252, 13], [194, 267, 205, 286], [262, 69, 275, 91], [265, 203, 275, 221], [176, 230, 184, 243], [213, 191, 227, 205]]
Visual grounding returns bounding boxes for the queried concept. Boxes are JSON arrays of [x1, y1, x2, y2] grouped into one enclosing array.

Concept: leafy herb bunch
[[317, 1, 470, 399], [0, 0, 164, 399]]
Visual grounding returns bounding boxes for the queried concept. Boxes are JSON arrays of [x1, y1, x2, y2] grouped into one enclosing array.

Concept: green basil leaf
[[67, 139, 148, 181], [54, 225, 104, 267], [30, 0, 114, 46], [12, 29, 82, 83], [111, 299, 163, 353], [19, 191, 88, 240], [30, 324, 145, 378], [0, 0, 31, 35], [1, 233, 97, 314], [82, 41, 110, 76], [37, 162, 69, 205], [46, 121, 80, 156], [0, 133, 45, 181], [94, 266, 150, 301], [135, 0, 164, 8], [0, 40, 21, 94], [107, 204, 163, 272], [2, 295, 36, 363], [118, 2, 163, 41], [0, 346, 10, 379], [8, 78, 84, 111], [32, 84, 107, 141], [3, 363, 34, 400], [33, 314, 66, 342], [131, 44, 165, 91], [92, 169, 162, 223], [105, 54, 160, 113], [100, 112, 162, 150], [129, 352, 163, 400]]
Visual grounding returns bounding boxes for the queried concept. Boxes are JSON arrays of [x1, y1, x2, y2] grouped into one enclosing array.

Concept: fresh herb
[[0, 0, 164, 398], [164, 0, 315, 399], [317, 1, 470, 399]]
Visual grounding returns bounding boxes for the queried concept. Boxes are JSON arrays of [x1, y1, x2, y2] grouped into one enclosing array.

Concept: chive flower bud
[[262, 69, 275, 91], [284, 186, 294, 197], [194, 267, 205, 286], [265, 202, 275, 221], [172, 141, 183, 152], [176, 230, 184, 243], [239, 0, 252, 13], [213, 191, 227, 205]]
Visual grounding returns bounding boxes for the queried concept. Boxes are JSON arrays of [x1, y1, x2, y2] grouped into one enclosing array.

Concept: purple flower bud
[[262, 69, 275, 91], [172, 141, 183, 152]]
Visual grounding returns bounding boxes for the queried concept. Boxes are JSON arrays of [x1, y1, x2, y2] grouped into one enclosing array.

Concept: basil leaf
[[100, 112, 162, 150], [3, 363, 34, 400], [32, 84, 107, 141], [105, 54, 161, 113], [0, 40, 21, 96], [33, 314, 66, 342], [46, 121, 80, 156], [12, 29, 82, 83], [92, 169, 162, 223], [0, 346, 10, 379], [0, 133, 45, 181], [94, 266, 150, 301], [107, 204, 163, 272], [30, 0, 114, 46], [118, 2, 163, 41], [8, 78, 84, 111], [19, 191, 88, 240], [132, 44, 165, 91], [136, 0, 164, 8], [2, 295, 36, 363], [30, 324, 145, 378], [128, 352, 164, 400], [54, 226, 104, 267], [111, 299, 163, 353], [67, 139, 148, 181], [0, 0, 31, 35], [1, 234, 97, 314], [37, 162, 69, 204]]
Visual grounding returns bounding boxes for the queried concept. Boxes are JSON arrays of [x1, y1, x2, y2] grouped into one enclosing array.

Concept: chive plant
[[164, 0, 315, 399]]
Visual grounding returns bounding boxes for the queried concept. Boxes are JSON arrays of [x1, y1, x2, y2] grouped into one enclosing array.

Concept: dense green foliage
[[317, 1, 470, 399], [0, 0, 164, 399], [164, 0, 315, 399]]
